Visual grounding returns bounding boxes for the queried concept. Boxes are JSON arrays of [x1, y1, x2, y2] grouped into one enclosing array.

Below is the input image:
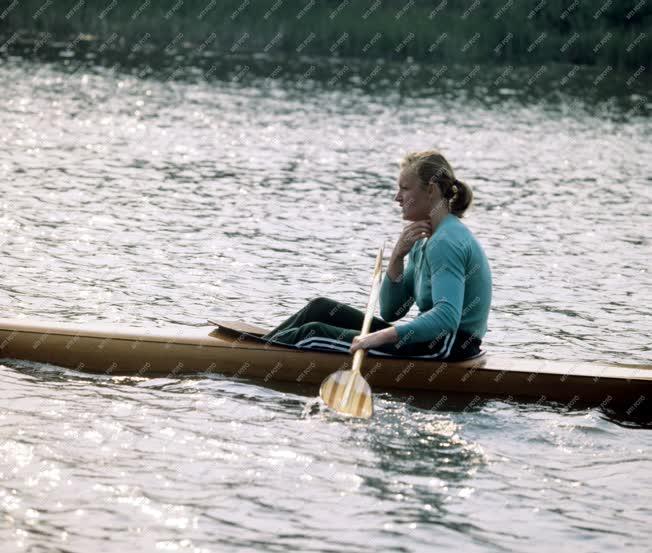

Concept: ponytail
[[450, 178, 473, 217]]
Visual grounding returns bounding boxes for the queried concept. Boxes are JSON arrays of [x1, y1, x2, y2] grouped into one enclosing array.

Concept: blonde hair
[[399, 149, 473, 217]]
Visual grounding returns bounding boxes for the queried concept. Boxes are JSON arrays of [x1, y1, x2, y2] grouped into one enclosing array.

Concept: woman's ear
[[427, 177, 438, 197]]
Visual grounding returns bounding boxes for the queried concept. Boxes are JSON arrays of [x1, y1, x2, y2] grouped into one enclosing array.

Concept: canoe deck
[[1, 317, 650, 412]]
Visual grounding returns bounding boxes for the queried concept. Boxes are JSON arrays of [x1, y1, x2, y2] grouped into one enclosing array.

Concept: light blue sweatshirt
[[379, 213, 492, 346]]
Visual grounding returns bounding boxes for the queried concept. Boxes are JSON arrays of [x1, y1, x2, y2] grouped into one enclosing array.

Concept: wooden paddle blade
[[319, 370, 373, 419]]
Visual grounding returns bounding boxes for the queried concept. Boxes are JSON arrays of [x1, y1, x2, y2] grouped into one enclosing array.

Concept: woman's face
[[394, 170, 443, 221]]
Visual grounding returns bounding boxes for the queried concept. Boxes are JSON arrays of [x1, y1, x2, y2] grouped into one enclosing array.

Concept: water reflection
[[1, 39, 651, 552]]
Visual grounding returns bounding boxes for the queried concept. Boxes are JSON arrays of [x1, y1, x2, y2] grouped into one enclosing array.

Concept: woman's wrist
[[350, 326, 400, 353], [387, 252, 405, 282], [390, 248, 407, 264], [379, 326, 399, 344]]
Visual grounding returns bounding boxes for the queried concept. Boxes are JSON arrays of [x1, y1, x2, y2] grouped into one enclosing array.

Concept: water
[[1, 47, 651, 552]]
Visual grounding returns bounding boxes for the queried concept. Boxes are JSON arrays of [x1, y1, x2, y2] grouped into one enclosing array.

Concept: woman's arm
[[393, 236, 465, 345], [350, 326, 399, 353], [379, 250, 416, 321], [386, 249, 405, 281], [380, 221, 432, 322]]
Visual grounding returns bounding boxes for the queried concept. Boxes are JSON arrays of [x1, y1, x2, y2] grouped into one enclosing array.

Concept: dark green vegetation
[[1, 0, 650, 70]]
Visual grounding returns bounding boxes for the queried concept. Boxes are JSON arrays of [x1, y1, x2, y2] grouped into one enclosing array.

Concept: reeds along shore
[[1, 0, 650, 70]]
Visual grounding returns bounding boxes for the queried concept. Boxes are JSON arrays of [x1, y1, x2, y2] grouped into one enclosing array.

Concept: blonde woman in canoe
[[262, 149, 492, 360]]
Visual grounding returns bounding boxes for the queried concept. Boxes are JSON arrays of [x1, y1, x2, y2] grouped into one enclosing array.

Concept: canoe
[[1, 316, 650, 412]]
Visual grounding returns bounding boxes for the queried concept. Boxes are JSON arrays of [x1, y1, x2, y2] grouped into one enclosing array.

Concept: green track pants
[[261, 296, 481, 360]]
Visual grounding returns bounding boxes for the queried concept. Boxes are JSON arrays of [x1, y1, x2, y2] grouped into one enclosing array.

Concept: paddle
[[319, 243, 385, 418]]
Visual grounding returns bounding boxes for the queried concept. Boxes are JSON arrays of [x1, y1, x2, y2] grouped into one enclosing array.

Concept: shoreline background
[[1, 0, 649, 70]]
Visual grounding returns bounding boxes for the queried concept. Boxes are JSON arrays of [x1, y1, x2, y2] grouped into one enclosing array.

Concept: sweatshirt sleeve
[[379, 255, 415, 322], [393, 236, 465, 345]]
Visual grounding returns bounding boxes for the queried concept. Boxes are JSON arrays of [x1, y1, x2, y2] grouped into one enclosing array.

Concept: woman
[[261, 149, 492, 361]]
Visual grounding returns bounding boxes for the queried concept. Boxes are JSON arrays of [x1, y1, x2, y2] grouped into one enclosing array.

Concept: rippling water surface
[[1, 49, 651, 552]]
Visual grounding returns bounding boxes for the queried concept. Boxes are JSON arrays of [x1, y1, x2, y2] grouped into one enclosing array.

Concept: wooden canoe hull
[[0, 317, 650, 411]]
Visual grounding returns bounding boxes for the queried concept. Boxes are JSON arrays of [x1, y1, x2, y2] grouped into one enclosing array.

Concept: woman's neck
[[428, 205, 450, 234]]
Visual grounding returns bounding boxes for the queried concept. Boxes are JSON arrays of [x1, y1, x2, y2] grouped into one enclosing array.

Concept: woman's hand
[[350, 327, 399, 354], [393, 220, 432, 258]]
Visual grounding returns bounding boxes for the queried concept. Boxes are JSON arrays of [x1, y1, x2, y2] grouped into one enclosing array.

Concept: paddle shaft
[[340, 245, 385, 405], [317, 243, 385, 418]]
